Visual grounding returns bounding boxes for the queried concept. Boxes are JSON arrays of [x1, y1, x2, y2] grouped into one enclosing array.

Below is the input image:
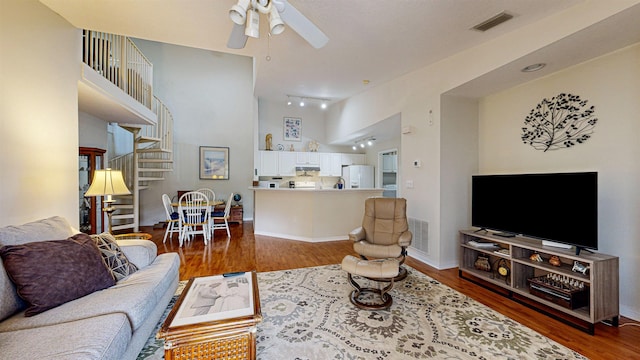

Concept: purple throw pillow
[[0, 233, 116, 316]]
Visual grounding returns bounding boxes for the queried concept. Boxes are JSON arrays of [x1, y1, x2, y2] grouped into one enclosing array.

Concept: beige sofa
[[0, 216, 180, 360]]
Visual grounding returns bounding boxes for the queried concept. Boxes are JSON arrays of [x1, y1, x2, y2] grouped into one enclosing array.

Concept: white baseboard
[[620, 304, 640, 322]]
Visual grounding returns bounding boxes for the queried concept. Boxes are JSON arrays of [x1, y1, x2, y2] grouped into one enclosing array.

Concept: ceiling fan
[[227, 0, 329, 49]]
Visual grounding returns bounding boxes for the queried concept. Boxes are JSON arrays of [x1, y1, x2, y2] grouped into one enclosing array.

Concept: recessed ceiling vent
[[472, 11, 514, 32]]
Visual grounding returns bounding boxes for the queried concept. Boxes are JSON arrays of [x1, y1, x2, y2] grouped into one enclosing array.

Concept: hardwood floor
[[140, 221, 638, 359]]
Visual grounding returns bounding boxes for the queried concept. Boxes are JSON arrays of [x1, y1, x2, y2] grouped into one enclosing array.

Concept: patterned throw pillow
[[0, 233, 116, 316], [91, 233, 138, 281]]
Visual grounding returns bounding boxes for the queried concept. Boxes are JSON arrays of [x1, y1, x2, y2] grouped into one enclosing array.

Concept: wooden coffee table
[[157, 271, 262, 360]]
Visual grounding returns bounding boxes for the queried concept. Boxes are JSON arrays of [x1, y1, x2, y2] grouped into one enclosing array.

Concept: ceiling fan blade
[[273, 0, 328, 49], [227, 23, 248, 49]]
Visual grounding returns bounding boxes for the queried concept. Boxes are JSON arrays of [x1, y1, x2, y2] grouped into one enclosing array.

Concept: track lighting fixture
[[352, 137, 376, 150], [285, 95, 330, 109]]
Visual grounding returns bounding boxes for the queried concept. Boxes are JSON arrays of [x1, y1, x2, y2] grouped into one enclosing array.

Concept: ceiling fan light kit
[[245, 8, 260, 38], [227, 0, 328, 49], [229, 0, 250, 25]]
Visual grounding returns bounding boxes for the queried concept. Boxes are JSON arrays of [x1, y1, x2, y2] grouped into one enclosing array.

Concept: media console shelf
[[459, 230, 619, 334]]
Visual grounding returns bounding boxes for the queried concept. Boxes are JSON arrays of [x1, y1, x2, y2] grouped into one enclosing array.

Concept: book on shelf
[[467, 240, 499, 249], [494, 248, 511, 257]]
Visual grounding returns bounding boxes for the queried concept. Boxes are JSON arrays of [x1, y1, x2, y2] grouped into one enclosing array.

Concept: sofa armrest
[[117, 240, 157, 269], [349, 227, 365, 242]]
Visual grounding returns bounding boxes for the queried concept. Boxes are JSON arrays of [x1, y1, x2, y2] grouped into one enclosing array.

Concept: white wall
[[258, 100, 352, 153], [131, 40, 255, 226], [0, 0, 80, 226], [79, 112, 108, 150], [478, 44, 640, 320]]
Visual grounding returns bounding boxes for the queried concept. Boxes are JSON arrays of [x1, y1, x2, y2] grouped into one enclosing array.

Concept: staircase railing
[[82, 30, 153, 109]]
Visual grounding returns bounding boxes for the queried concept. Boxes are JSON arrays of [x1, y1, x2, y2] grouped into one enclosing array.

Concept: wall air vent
[[472, 11, 514, 32]]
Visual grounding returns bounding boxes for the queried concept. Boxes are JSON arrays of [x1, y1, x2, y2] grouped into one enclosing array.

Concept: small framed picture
[[199, 146, 229, 180], [284, 117, 302, 141]]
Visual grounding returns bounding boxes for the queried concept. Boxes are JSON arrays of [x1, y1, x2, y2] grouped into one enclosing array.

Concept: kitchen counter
[[251, 187, 384, 242]]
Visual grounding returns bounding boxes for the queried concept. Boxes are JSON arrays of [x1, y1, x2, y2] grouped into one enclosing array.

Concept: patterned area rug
[[138, 264, 587, 359]]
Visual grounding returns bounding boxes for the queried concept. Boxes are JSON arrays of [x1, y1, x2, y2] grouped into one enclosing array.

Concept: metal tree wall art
[[521, 93, 598, 151]]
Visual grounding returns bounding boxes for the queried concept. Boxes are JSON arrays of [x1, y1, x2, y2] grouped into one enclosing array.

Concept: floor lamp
[[84, 168, 131, 233]]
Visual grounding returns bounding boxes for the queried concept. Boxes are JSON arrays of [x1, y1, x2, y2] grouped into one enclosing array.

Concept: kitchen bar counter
[[251, 187, 383, 242]]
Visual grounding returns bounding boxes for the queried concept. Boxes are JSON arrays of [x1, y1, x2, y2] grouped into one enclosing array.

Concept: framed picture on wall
[[283, 117, 302, 141], [199, 146, 229, 180]]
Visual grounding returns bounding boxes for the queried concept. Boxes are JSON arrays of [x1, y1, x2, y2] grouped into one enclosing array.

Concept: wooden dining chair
[[177, 191, 210, 246], [197, 188, 216, 237], [211, 193, 234, 238], [161, 193, 181, 244]]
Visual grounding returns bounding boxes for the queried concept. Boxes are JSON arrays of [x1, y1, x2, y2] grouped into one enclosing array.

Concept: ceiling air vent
[[472, 11, 514, 32]]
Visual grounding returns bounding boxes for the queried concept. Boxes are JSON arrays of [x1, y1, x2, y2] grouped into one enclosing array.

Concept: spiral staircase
[[80, 30, 174, 232]]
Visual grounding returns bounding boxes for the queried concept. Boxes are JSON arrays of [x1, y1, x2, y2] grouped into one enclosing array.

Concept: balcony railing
[[82, 30, 153, 109]]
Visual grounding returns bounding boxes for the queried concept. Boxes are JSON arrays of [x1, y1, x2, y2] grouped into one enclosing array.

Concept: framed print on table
[[200, 146, 229, 180], [283, 117, 302, 141]]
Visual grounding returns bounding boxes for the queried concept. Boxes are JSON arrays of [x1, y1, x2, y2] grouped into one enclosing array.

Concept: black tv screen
[[472, 172, 598, 252]]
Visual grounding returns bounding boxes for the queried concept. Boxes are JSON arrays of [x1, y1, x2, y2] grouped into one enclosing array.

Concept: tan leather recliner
[[349, 197, 412, 281]]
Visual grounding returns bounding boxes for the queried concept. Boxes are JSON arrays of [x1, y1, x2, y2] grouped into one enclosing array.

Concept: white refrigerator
[[342, 165, 374, 189]]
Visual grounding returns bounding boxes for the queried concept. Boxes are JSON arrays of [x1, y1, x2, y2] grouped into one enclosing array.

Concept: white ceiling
[[39, 0, 640, 144]]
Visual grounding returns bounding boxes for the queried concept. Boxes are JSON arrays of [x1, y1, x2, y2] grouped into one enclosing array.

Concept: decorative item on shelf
[[529, 253, 543, 262], [572, 260, 590, 275], [308, 140, 319, 152], [289, 144, 295, 151], [474, 256, 491, 272], [549, 255, 562, 267], [265, 133, 273, 151], [233, 193, 242, 206], [277, 144, 284, 151], [494, 258, 511, 285]]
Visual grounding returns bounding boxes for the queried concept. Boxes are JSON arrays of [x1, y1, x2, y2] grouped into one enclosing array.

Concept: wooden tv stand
[[459, 230, 619, 334]]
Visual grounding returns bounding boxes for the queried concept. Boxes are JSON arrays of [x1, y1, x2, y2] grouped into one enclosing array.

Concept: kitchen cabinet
[[259, 150, 296, 176], [79, 147, 105, 234], [319, 153, 343, 176], [278, 152, 297, 176], [259, 151, 278, 176], [296, 152, 319, 165]]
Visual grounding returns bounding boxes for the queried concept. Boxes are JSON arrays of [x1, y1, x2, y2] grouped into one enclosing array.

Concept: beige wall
[[479, 44, 640, 319], [0, 0, 80, 226]]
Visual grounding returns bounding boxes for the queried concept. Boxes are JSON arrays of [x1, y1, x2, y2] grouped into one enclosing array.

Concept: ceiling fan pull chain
[[266, 33, 272, 61]]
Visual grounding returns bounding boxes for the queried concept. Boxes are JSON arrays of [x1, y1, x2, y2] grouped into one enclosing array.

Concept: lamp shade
[[85, 169, 131, 197]]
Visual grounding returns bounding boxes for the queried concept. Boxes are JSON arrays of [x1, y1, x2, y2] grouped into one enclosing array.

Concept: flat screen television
[[471, 172, 597, 255]]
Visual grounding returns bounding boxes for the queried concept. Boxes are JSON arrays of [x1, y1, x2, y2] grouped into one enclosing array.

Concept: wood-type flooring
[[138, 221, 639, 360]]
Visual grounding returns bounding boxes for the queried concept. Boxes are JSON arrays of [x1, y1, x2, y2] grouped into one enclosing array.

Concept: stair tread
[[112, 214, 134, 219], [137, 136, 161, 143], [138, 159, 173, 163], [138, 168, 173, 172], [111, 224, 136, 231], [138, 148, 172, 153]]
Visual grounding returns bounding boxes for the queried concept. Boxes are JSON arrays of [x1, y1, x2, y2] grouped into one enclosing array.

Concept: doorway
[[378, 149, 398, 197]]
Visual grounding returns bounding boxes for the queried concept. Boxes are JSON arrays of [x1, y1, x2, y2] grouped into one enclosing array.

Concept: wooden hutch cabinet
[[79, 147, 106, 234]]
